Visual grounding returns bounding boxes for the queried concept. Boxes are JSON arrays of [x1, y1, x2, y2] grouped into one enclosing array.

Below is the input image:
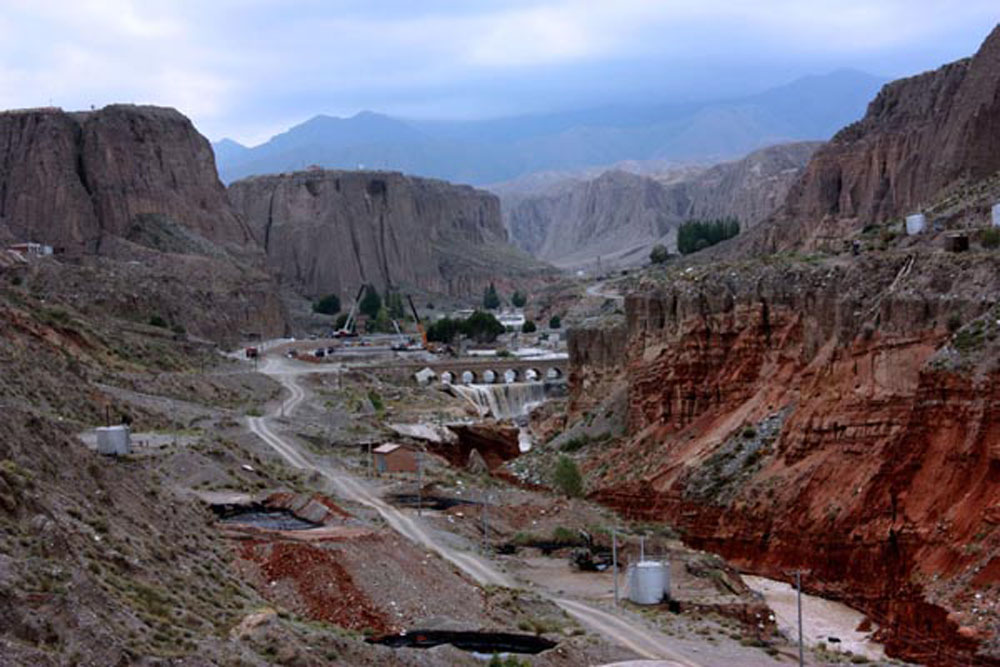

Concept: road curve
[[247, 354, 703, 665]]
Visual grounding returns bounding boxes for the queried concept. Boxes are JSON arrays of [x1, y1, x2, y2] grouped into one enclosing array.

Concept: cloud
[[0, 1, 996, 143]]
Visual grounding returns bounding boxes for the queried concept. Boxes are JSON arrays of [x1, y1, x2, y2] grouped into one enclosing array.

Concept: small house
[[992, 202, 1000, 228], [96, 425, 131, 456], [905, 214, 926, 235], [373, 443, 418, 474]]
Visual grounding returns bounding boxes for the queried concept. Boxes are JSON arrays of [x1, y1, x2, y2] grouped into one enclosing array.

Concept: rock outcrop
[[573, 255, 1000, 664], [756, 25, 1000, 250], [0, 104, 286, 342], [228, 169, 552, 299], [501, 142, 819, 269], [0, 105, 254, 252]]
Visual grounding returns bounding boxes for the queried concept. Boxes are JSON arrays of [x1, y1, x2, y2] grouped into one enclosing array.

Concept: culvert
[[367, 630, 557, 654]]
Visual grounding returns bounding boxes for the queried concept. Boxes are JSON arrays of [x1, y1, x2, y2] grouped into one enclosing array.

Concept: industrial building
[[373, 443, 418, 474]]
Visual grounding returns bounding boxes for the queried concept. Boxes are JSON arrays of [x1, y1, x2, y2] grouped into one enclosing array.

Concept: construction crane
[[406, 294, 428, 349], [333, 284, 366, 338]]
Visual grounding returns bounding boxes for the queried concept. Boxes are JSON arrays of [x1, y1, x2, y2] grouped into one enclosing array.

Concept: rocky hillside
[[0, 105, 286, 343], [228, 169, 553, 300], [754, 24, 1000, 251], [568, 254, 1000, 665], [501, 142, 818, 269]]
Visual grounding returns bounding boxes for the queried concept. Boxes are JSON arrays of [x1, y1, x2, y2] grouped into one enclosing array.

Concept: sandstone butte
[[569, 25, 1000, 666]]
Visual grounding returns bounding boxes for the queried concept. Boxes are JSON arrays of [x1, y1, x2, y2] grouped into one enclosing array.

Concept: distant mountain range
[[214, 70, 886, 185]]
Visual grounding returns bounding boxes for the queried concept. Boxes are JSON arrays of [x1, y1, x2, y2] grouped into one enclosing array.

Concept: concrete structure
[[8, 242, 53, 258], [96, 425, 131, 456], [373, 443, 418, 474], [396, 357, 566, 385], [992, 202, 1000, 228], [905, 213, 926, 235], [413, 367, 437, 386], [627, 560, 670, 605]]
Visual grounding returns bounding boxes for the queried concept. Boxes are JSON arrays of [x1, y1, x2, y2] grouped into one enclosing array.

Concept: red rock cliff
[[579, 255, 1000, 665]]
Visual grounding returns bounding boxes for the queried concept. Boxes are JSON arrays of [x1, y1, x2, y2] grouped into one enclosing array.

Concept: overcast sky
[[0, 1, 996, 145]]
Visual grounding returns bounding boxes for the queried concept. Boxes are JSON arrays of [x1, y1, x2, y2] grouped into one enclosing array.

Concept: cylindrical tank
[[628, 561, 670, 605], [906, 213, 926, 235]]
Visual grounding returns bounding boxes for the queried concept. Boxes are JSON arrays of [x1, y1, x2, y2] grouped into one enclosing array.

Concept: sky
[[0, 1, 997, 145]]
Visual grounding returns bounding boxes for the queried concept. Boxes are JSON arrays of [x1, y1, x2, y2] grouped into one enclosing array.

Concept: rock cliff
[[756, 24, 1000, 250], [0, 104, 286, 342], [572, 255, 1000, 664], [502, 142, 818, 269], [228, 169, 552, 299], [0, 105, 254, 252]]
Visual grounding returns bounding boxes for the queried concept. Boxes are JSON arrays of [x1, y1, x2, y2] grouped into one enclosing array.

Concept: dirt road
[[248, 354, 703, 665]]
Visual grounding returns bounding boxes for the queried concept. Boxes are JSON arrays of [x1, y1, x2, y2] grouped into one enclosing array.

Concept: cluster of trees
[[677, 218, 740, 255], [483, 282, 528, 310], [427, 310, 505, 344]]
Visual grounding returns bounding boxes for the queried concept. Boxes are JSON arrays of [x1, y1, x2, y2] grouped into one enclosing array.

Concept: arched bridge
[[397, 357, 567, 384]]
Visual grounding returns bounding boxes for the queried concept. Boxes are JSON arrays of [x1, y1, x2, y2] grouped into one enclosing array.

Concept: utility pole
[[796, 570, 804, 667], [417, 449, 423, 517], [481, 490, 489, 555], [640, 535, 645, 562], [612, 527, 619, 606]]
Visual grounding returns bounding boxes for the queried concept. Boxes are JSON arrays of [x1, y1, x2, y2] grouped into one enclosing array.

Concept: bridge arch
[[503, 368, 519, 384], [482, 369, 498, 384], [440, 371, 454, 384], [546, 367, 563, 380], [461, 370, 477, 385]]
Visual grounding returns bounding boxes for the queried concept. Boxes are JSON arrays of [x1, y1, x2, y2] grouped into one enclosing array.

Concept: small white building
[[96, 425, 131, 456], [498, 310, 526, 331], [8, 242, 53, 258], [905, 214, 926, 236], [992, 202, 1000, 228]]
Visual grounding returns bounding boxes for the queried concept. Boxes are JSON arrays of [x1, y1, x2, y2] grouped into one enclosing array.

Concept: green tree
[[461, 311, 505, 343], [359, 285, 382, 319], [312, 293, 341, 315], [521, 319, 537, 333], [334, 313, 349, 330], [483, 282, 501, 310], [384, 291, 406, 320], [677, 218, 741, 255], [552, 455, 584, 498], [370, 307, 392, 333], [548, 315, 561, 329], [511, 290, 527, 308], [649, 244, 670, 264], [427, 317, 461, 343]]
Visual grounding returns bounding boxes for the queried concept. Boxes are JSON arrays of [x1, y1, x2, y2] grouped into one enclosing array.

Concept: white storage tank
[[627, 560, 670, 605], [992, 202, 1000, 228], [906, 213, 926, 235], [96, 425, 131, 455]]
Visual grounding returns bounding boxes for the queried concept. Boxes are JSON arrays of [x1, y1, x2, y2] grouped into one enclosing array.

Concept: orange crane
[[406, 294, 428, 349]]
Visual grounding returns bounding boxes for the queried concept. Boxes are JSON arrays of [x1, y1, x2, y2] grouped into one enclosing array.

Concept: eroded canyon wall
[[575, 257, 1000, 664]]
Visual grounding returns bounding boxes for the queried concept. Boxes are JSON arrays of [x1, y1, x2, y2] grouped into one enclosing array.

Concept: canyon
[[500, 142, 818, 269]]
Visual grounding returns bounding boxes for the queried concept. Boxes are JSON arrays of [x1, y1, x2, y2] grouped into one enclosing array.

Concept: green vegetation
[[982, 227, 1000, 249], [483, 282, 501, 310], [521, 319, 537, 333], [367, 390, 385, 413], [384, 291, 406, 320], [548, 315, 561, 329], [359, 285, 382, 319], [334, 313, 349, 330], [511, 290, 527, 307], [677, 217, 740, 255], [649, 243, 670, 264], [426, 317, 462, 343], [462, 310, 504, 343], [312, 293, 341, 315], [552, 455, 584, 498], [148, 315, 168, 328]]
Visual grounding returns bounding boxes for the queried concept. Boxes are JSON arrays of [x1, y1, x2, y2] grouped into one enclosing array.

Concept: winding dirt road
[[247, 355, 702, 665]]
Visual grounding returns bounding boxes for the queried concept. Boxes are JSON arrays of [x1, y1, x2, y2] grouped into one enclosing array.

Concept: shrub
[[649, 243, 670, 264], [367, 390, 384, 413], [334, 313, 349, 330], [522, 319, 537, 333], [742, 427, 757, 440], [982, 227, 1000, 249], [427, 317, 461, 343], [551, 526, 578, 545], [312, 293, 341, 315], [552, 455, 583, 497], [511, 290, 527, 307], [549, 315, 562, 329], [148, 315, 167, 328], [947, 314, 963, 333]]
